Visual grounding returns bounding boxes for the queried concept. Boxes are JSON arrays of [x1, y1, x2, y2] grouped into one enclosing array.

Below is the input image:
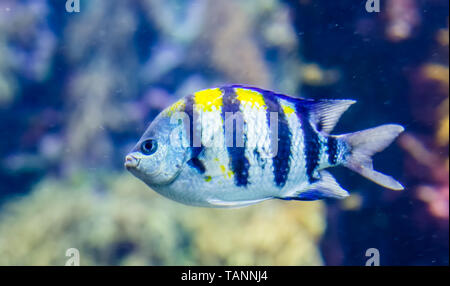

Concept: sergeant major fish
[[125, 85, 404, 207]]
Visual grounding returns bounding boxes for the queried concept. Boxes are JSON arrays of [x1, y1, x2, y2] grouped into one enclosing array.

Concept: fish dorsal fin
[[281, 171, 349, 201], [306, 99, 356, 134]]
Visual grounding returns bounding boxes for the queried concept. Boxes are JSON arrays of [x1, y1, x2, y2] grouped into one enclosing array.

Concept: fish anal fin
[[280, 171, 349, 201]]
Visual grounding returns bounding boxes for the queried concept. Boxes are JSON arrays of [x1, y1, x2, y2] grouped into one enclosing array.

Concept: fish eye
[[140, 139, 158, 155]]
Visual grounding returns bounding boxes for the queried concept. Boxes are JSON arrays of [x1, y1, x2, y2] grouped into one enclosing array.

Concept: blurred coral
[[401, 20, 449, 222], [385, 0, 420, 42], [0, 0, 56, 106], [301, 64, 340, 86], [201, 0, 271, 87], [0, 173, 325, 266]]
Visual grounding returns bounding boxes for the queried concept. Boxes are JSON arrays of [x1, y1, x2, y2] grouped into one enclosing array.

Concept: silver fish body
[[125, 85, 404, 208]]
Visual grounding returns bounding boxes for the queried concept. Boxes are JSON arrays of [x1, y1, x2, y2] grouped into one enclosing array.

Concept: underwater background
[[0, 0, 448, 266]]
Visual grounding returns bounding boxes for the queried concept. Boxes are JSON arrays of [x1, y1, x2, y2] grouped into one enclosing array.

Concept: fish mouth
[[124, 154, 140, 170]]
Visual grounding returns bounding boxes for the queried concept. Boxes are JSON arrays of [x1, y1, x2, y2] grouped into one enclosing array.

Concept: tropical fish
[[125, 85, 404, 208]]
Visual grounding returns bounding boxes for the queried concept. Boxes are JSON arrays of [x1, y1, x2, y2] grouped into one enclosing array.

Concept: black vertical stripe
[[296, 103, 321, 183], [184, 94, 205, 173], [263, 91, 292, 188], [221, 87, 250, 187], [326, 136, 338, 165], [187, 157, 206, 174]]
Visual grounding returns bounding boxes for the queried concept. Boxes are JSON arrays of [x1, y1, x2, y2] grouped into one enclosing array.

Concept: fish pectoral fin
[[307, 99, 356, 134], [280, 171, 349, 201], [207, 197, 272, 208]]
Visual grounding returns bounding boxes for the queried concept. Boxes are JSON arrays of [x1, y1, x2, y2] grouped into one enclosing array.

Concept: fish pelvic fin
[[279, 171, 349, 201], [340, 124, 405, 190]]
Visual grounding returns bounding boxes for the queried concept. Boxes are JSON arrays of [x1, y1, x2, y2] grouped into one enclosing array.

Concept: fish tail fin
[[340, 124, 404, 190]]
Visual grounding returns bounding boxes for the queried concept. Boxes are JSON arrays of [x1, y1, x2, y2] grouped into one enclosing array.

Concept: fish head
[[125, 113, 189, 187]]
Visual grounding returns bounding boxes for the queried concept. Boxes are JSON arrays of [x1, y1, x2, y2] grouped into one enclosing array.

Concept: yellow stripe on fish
[[281, 103, 296, 118], [164, 98, 186, 116], [234, 88, 267, 110], [193, 88, 223, 112], [192, 88, 226, 149]]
